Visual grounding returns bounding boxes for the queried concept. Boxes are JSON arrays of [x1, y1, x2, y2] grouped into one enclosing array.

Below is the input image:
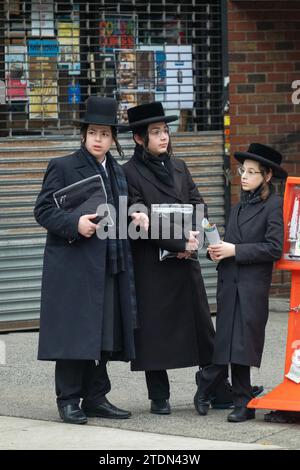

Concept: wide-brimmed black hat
[[234, 143, 288, 179], [119, 102, 178, 132], [74, 96, 119, 127]]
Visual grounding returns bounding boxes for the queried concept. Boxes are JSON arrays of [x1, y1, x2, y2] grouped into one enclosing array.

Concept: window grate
[[0, 0, 224, 137]]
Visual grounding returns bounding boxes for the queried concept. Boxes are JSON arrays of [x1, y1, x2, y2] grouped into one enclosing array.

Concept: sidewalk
[[0, 299, 299, 450], [0, 416, 281, 450]]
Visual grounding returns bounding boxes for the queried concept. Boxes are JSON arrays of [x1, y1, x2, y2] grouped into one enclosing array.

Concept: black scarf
[[80, 144, 126, 275], [133, 144, 174, 187], [240, 183, 274, 210]]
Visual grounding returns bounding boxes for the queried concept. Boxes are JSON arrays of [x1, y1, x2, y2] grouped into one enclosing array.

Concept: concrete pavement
[[0, 416, 282, 450], [0, 298, 299, 450]]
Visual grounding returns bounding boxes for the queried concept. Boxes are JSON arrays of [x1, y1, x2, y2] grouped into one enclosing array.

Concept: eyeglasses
[[237, 167, 263, 177], [148, 127, 169, 138]]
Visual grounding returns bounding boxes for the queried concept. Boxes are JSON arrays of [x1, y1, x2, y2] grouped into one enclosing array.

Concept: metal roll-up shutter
[[0, 1, 225, 331]]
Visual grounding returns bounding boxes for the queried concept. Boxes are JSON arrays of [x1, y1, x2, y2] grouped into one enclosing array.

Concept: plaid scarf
[[80, 145, 138, 327], [80, 145, 126, 274]]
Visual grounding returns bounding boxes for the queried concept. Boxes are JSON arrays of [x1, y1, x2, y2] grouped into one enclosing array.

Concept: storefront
[[0, 0, 227, 330], [0, 0, 224, 135]]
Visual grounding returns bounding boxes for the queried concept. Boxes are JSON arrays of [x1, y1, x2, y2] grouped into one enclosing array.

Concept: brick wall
[[228, 1, 300, 296]]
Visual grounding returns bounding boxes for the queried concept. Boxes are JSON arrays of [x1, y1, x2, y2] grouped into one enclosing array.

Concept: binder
[[53, 174, 112, 225]]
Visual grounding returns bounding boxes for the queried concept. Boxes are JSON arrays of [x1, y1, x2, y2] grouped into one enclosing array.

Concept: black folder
[[53, 174, 110, 224]]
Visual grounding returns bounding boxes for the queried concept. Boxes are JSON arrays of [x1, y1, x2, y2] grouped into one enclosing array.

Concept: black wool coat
[[34, 149, 136, 361], [123, 152, 215, 371], [213, 193, 284, 368]]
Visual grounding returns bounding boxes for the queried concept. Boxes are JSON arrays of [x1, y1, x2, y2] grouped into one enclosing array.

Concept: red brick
[[234, 41, 257, 52], [228, 10, 248, 22], [228, 21, 236, 32], [255, 63, 274, 72], [250, 94, 283, 104], [247, 52, 266, 62], [247, 32, 266, 41], [235, 21, 257, 32], [265, 31, 287, 41], [268, 73, 287, 82], [238, 125, 259, 135], [267, 114, 287, 124], [257, 104, 275, 114], [288, 114, 300, 123], [286, 72, 300, 82], [230, 63, 256, 73], [256, 83, 275, 93], [249, 115, 267, 124], [230, 104, 238, 115], [257, 42, 275, 51], [231, 74, 247, 84], [228, 32, 247, 42], [230, 135, 253, 145], [285, 31, 300, 41], [286, 51, 300, 61], [266, 52, 289, 62], [277, 124, 296, 133], [258, 125, 275, 134], [238, 104, 257, 114], [276, 62, 296, 72], [232, 115, 248, 125], [230, 94, 248, 104]]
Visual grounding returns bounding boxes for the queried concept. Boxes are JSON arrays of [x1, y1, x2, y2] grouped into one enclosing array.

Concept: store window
[[0, 0, 223, 136]]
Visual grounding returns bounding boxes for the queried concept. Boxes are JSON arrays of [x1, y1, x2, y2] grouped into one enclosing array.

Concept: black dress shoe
[[227, 406, 255, 423], [82, 398, 131, 419], [194, 394, 211, 416], [58, 404, 88, 425], [150, 399, 171, 415]]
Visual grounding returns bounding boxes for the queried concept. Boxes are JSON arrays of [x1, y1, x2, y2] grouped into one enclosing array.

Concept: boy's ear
[[133, 133, 144, 146]]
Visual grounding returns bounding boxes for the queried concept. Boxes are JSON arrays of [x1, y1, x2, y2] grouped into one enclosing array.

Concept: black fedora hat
[[234, 143, 288, 179], [119, 102, 178, 132], [74, 96, 119, 127]]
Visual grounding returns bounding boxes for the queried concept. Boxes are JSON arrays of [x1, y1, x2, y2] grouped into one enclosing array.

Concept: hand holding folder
[[53, 175, 112, 226]]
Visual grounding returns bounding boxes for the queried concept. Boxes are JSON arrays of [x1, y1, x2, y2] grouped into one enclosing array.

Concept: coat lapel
[[238, 201, 265, 227], [132, 157, 183, 201], [74, 149, 98, 179]]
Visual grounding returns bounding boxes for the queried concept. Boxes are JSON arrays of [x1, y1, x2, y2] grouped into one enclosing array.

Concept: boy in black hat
[[121, 101, 259, 414], [34, 96, 137, 424], [196, 143, 288, 422]]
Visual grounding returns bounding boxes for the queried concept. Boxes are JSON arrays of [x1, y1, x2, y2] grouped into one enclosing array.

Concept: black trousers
[[200, 363, 253, 407], [145, 370, 170, 400], [55, 356, 111, 408]]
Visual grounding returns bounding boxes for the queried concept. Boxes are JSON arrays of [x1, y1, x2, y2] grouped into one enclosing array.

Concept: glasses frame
[[237, 166, 263, 177], [148, 126, 170, 138]]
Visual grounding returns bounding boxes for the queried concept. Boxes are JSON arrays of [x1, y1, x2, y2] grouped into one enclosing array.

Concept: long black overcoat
[[34, 149, 136, 361], [213, 193, 284, 367], [123, 153, 215, 371]]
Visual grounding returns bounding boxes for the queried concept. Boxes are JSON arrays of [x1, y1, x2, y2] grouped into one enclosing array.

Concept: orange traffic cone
[[248, 177, 300, 412]]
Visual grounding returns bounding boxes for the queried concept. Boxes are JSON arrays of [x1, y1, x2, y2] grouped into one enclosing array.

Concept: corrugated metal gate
[[0, 0, 226, 330]]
